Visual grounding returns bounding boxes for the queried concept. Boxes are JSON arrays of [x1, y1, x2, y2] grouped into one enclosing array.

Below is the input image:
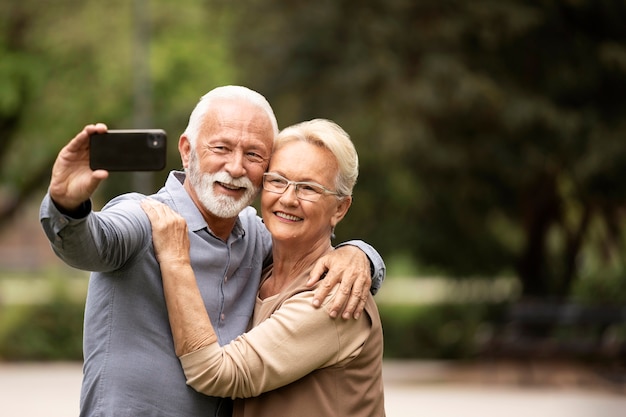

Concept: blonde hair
[[275, 119, 358, 197]]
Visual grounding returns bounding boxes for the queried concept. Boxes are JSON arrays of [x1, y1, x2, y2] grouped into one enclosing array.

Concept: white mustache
[[211, 172, 253, 189]]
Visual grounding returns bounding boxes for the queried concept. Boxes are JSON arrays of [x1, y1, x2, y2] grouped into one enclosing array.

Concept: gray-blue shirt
[[40, 171, 385, 417]]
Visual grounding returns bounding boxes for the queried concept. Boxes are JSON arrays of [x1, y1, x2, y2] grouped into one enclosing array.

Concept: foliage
[[0, 271, 619, 361], [572, 268, 626, 306], [379, 302, 504, 359], [0, 271, 86, 361], [0, 300, 84, 361], [224, 0, 626, 298], [0, 0, 236, 219], [0, 297, 500, 361], [2, 0, 626, 301]]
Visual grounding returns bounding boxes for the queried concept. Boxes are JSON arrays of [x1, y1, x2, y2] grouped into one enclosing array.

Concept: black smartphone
[[89, 129, 167, 171]]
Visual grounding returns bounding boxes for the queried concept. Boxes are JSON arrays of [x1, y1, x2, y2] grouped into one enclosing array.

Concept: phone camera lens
[[148, 134, 163, 149]]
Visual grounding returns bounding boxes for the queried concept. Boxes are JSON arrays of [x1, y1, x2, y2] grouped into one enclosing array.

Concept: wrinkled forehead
[[200, 99, 276, 144]]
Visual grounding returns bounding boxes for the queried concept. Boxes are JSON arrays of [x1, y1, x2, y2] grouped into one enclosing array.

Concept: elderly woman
[[142, 119, 385, 417]]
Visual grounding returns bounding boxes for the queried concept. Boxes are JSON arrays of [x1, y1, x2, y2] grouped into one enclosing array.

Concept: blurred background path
[[1, 360, 624, 417]]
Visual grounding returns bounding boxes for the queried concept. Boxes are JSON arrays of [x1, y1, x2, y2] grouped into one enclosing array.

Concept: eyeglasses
[[262, 172, 340, 202]]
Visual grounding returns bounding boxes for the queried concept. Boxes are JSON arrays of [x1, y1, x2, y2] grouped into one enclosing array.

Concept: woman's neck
[[260, 240, 332, 299]]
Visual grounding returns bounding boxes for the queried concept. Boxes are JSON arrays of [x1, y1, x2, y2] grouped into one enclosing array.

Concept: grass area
[[0, 269, 89, 305], [377, 276, 520, 305]]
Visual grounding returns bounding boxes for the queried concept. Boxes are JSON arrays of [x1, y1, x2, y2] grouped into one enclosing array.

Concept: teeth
[[219, 182, 241, 190], [276, 212, 301, 221]]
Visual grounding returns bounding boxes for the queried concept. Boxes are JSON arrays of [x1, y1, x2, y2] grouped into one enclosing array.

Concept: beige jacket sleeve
[[179, 287, 371, 398]]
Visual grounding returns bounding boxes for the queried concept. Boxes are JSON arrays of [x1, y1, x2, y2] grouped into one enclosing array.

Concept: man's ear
[[330, 196, 352, 228], [179, 134, 191, 169]]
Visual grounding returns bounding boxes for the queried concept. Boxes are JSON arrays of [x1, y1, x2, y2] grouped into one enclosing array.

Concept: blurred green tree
[[225, 0, 626, 298], [0, 0, 235, 227], [2, 0, 625, 301]]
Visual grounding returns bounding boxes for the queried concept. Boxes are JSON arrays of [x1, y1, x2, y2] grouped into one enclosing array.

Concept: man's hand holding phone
[[49, 124, 168, 213], [49, 123, 110, 212]]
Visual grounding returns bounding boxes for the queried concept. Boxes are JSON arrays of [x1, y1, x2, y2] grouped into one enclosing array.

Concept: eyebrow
[[209, 138, 270, 155], [268, 171, 328, 185]]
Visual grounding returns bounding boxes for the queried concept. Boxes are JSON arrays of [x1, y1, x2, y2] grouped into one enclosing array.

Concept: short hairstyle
[[183, 86, 279, 146], [274, 119, 358, 197]]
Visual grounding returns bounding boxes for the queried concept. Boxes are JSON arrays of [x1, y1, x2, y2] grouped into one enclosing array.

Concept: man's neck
[[205, 213, 237, 242]]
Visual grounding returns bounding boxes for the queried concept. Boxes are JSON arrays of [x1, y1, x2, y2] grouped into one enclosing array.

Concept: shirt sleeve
[[179, 287, 372, 398], [39, 192, 152, 272], [336, 240, 386, 295]]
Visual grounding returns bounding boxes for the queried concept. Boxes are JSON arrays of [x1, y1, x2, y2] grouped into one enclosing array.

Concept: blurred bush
[[0, 297, 505, 361], [0, 274, 85, 361], [379, 302, 506, 359], [572, 269, 626, 306], [1, 271, 623, 361], [0, 298, 84, 361]]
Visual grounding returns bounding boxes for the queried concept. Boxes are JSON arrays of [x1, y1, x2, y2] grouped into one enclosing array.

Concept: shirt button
[[220, 314, 225, 321]]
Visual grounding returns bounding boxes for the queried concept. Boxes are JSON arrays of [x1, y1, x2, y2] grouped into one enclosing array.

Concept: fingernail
[[312, 299, 320, 307], [354, 312, 361, 320], [330, 311, 338, 318], [342, 312, 350, 319]]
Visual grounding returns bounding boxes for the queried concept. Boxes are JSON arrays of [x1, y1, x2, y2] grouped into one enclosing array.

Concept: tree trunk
[[517, 173, 561, 297]]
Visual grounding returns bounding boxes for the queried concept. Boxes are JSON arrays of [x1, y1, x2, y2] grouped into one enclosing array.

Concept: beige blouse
[[179, 271, 371, 397]]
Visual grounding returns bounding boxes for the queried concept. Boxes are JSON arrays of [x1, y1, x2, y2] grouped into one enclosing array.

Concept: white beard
[[187, 151, 259, 219]]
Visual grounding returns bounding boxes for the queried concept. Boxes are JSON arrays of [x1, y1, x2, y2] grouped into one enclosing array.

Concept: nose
[[224, 150, 246, 178], [279, 183, 299, 205]]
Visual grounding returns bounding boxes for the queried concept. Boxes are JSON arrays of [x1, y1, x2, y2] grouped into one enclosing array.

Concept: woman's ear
[[330, 196, 352, 228]]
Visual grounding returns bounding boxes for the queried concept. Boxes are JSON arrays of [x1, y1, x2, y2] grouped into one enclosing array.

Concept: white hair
[[183, 85, 279, 146]]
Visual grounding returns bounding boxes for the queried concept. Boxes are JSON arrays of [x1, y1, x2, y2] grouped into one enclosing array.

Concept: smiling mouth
[[275, 211, 302, 222], [217, 181, 246, 192]]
